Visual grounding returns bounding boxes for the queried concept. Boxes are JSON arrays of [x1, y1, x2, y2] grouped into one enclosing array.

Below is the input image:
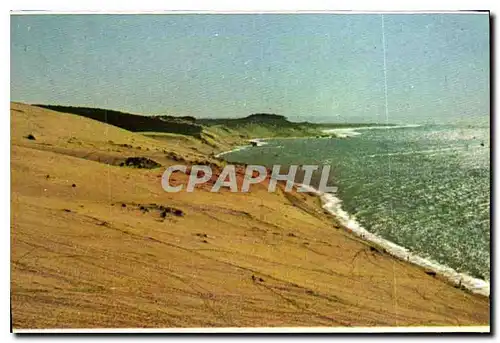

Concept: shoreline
[[11, 103, 489, 327], [301, 184, 490, 297], [215, 136, 490, 298], [214, 135, 332, 158], [214, 138, 269, 158]]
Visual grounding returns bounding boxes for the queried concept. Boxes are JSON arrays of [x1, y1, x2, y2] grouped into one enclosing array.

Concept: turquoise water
[[223, 123, 491, 281]]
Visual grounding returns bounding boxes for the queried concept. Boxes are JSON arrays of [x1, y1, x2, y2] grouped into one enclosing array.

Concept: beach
[[223, 124, 491, 290], [9, 102, 490, 329]]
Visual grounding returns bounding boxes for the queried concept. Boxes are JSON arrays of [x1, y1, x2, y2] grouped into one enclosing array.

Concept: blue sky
[[11, 13, 489, 123]]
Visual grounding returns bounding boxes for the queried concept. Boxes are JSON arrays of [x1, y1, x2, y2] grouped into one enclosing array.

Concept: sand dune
[[10, 103, 489, 328]]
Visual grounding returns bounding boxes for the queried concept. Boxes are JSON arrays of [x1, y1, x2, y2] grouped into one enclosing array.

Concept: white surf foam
[[323, 124, 422, 138], [215, 138, 269, 158], [214, 145, 251, 158], [298, 184, 490, 297], [323, 128, 362, 138], [248, 138, 269, 147]]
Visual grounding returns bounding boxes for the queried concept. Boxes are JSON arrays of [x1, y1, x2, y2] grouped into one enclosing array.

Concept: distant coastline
[[11, 102, 489, 328], [34, 104, 396, 142]]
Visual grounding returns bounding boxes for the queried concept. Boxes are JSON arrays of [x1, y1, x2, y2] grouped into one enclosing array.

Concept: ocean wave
[[367, 147, 460, 158], [367, 145, 487, 158], [249, 139, 269, 147], [297, 183, 490, 297], [358, 124, 422, 130], [215, 138, 270, 157], [323, 128, 362, 138], [214, 145, 251, 158], [323, 124, 422, 138]]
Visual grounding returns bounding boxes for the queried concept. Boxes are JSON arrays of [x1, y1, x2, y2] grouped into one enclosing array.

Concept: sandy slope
[[10, 103, 489, 328]]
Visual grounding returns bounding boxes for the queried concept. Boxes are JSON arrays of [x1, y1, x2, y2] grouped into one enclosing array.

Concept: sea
[[221, 121, 491, 291]]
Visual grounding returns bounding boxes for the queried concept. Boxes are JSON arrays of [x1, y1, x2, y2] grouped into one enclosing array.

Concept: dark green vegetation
[[120, 157, 162, 169], [197, 113, 292, 126], [199, 114, 325, 139], [199, 113, 395, 129], [36, 105, 203, 136]]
